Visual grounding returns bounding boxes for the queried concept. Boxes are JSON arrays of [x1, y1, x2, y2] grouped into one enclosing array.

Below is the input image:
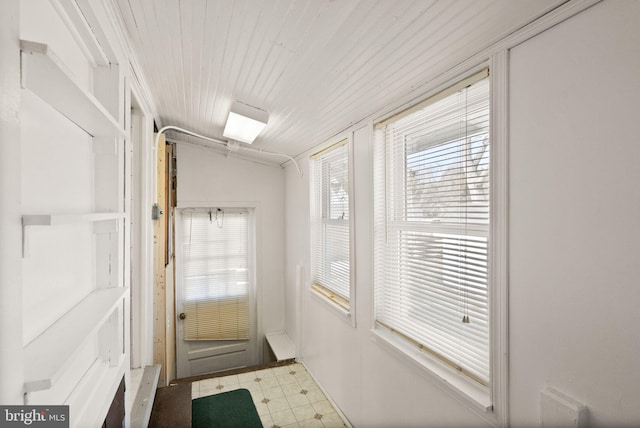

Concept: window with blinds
[[181, 209, 250, 341], [374, 69, 491, 386], [310, 140, 351, 311]]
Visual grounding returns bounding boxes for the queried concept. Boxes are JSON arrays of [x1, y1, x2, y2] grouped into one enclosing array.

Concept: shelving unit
[[21, 212, 125, 258], [20, 40, 125, 139], [23, 287, 129, 393], [22, 212, 125, 226], [18, 9, 131, 424]]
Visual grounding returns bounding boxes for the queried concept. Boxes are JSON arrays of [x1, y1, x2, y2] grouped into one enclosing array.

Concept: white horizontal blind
[[374, 72, 491, 385], [181, 209, 250, 341], [310, 141, 351, 307]]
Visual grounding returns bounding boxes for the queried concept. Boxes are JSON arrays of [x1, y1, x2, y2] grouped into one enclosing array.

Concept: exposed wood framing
[[153, 133, 167, 386]]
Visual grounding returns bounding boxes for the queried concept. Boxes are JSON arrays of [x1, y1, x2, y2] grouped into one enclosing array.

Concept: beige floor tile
[[278, 373, 299, 385], [238, 371, 258, 383], [311, 400, 335, 416], [199, 386, 221, 396], [260, 414, 274, 428], [260, 376, 282, 389], [270, 408, 297, 426], [199, 378, 218, 390], [250, 389, 266, 404], [239, 381, 263, 395], [298, 417, 325, 428], [281, 382, 303, 396], [267, 397, 292, 413], [304, 389, 326, 403], [255, 368, 276, 378], [254, 401, 270, 416], [294, 371, 312, 382], [291, 404, 317, 422], [273, 365, 293, 376], [286, 393, 310, 408], [321, 412, 346, 428], [191, 363, 341, 428], [218, 374, 240, 388], [262, 385, 285, 400], [299, 378, 320, 391]]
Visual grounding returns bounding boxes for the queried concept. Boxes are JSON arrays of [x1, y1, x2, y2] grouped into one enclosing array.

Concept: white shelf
[[20, 40, 125, 139], [23, 287, 129, 393], [22, 212, 125, 226], [266, 332, 296, 361], [21, 212, 125, 257]]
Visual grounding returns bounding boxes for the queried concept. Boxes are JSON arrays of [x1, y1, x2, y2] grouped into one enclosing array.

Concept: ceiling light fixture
[[223, 101, 269, 144]]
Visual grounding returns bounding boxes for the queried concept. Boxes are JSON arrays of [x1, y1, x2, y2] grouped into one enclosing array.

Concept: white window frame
[[309, 137, 356, 323], [371, 56, 508, 425]]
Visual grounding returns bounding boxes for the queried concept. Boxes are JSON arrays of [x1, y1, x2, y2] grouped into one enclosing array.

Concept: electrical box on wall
[[541, 387, 587, 427]]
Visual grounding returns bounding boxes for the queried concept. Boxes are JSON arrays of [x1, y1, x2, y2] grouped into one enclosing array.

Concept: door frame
[[129, 87, 155, 371], [174, 201, 263, 377]]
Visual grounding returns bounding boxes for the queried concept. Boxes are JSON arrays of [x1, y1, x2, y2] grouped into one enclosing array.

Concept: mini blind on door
[[310, 140, 351, 308], [374, 70, 491, 385], [181, 209, 250, 341]]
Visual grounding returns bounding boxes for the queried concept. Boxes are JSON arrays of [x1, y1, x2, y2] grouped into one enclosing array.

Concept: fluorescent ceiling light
[[223, 101, 269, 144]]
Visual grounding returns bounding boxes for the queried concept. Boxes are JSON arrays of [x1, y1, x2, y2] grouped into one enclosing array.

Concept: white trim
[[130, 85, 155, 367], [51, 0, 109, 67], [308, 133, 357, 326], [489, 49, 510, 426], [346, 130, 357, 327], [308, 286, 353, 322]]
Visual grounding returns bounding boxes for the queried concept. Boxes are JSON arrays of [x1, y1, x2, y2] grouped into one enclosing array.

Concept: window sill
[[370, 326, 493, 417], [309, 286, 355, 327]]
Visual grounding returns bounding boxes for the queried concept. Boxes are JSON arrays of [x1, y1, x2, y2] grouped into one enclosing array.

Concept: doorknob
[[179, 312, 186, 320]]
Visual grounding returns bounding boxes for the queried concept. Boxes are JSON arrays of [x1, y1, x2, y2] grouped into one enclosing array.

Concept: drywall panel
[[509, 1, 640, 426], [176, 144, 286, 338]]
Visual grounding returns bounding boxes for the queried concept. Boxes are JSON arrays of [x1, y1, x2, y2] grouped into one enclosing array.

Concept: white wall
[[176, 144, 286, 340], [509, 1, 640, 426], [284, 1, 640, 426], [0, 0, 23, 405]]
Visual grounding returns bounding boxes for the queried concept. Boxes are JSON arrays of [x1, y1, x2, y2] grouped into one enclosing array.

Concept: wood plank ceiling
[[114, 0, 562, 163]]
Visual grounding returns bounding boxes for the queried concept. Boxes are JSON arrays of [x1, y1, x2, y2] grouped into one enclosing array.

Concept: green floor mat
[[192, 388, 262, 428]]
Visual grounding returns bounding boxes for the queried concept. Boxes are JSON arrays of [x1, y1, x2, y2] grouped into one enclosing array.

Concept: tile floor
[[191, 362, 347, 428]]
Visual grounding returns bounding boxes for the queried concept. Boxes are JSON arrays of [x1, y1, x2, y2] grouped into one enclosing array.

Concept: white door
[[176, 208, 258, 378]]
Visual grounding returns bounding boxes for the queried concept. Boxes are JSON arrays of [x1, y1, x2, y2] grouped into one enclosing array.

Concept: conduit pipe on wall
[[151, 125, 302, 219]]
